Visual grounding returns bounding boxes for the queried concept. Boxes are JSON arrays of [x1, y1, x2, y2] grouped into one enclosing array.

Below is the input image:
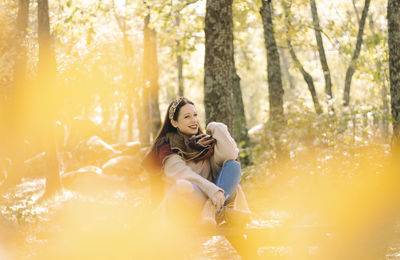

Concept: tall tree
[[310, 0, 333, 102], [279, 47, 295, 90], [230, 7, 249, 147], [343, 0, 371, 107], [381, 72, 390, 139], [1, 0, 30, 190], [388, 0, 400, 151], [38, 0, 61, 195], [13, 0, 29, 88], [260, 0, 287, 159], [113, 5, 138, 142], [260, 0, 284, 123], [232, 51, 250, 146], [175, 13, 184, 97], [283, 0, 322, 114], [204, 0, 234, 131], [143, 14, 161, 141], [352, 0, 361, 23], [287, 39, 323, 114]]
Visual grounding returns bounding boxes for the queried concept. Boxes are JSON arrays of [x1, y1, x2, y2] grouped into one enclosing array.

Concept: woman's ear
[[171, 119, 178, 128]]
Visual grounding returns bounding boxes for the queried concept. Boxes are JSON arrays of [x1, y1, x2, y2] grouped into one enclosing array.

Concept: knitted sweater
[[163, 122, 239, 199]]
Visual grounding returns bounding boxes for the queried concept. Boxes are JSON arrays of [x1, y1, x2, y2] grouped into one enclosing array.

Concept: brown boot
[[216, 201, 251, 227]]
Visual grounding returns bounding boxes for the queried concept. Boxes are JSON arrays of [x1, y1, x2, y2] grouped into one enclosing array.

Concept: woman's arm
[[163, 154, 223, 199], [206, 122, 239, 167]]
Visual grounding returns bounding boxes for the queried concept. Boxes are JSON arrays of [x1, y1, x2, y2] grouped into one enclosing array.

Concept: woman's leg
[[213, 160, 241, 205], [166, 179, 207, 223]]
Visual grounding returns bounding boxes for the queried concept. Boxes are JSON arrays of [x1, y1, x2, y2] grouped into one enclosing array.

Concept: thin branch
[[352, 0, 361, 23]]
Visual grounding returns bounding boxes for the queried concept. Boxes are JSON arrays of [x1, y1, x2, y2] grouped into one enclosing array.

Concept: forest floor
[[0, 141, 399, 259], [0, 176, 242, 259]]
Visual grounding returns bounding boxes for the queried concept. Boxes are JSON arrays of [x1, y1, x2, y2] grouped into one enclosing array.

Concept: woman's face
[[171, 104, 199, 136]]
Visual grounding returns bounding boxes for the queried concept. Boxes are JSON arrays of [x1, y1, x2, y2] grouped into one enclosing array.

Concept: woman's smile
[[171, 104, 200, 135]]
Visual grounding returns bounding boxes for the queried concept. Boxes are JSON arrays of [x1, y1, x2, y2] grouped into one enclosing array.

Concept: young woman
[[142, 97, 249, 226]]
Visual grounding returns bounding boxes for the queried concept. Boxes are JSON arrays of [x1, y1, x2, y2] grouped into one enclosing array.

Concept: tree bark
[[139, 89, 151, 145], [260, 0, 284, 123], [143, 15, 161, 141], [175, 14, 184, 97], [260, 0, 287, 160], [232, 55, 250, 146], [388, 0, 400, 151], [228, 7, 249, 147], [38, 0, 61, 196], [343, 0, 371, 107], [381, 80, 389, 139], [279, 47, 295, 90], [38, 0, 56, 79], [204, 0, 234, 132], [177, 55, 184, 97], [310, 0, 333, 101]]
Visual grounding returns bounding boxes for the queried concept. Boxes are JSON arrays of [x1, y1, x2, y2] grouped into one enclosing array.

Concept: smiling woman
[[170, 102, 200, 136], [142, 97, 250, 228]]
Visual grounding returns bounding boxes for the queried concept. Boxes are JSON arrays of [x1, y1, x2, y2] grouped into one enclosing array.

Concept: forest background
[[0, 0, 400, 259]]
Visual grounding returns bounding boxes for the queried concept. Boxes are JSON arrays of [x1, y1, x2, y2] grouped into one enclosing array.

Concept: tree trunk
[[229, 11, 249, 147], [287, 40, 323, 114], [388, 0, 400, 151], [283, 0, 322, 114], [38, 0, 61, 196], [139, 89, 151, 145], [381, 80, 390, 139], [113, 9, 140, 142], [352, 0, 360, 23], [310, 0, 333, 101], [123, 31, 134, 142], [175, 14, 184, 97], [232, 60, 250, 146], [260, 0, 287, 160], [114, 8, 150, 145], [343, 0, 371, 107], [143, 15, 161, 141], [279, 47, 295, 90], [1, 0, 30, 190], [177, 55, 184, 97], [13, 0, 29, 90], [204, 0, 234, 132]]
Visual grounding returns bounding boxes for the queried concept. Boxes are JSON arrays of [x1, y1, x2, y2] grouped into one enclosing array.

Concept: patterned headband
[[169, 97, 184, 120]]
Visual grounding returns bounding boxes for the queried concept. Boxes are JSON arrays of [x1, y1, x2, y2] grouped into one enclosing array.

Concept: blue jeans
[[213, 160, 242, 204], [166, 160, 242, 211]]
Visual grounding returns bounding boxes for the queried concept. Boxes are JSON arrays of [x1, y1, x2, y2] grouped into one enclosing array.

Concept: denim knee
[[224, 160, 241, 176]]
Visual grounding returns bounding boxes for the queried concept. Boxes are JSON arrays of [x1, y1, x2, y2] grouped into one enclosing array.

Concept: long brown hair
[[143, 97, 203, 206], [151, 97, 203, 154]]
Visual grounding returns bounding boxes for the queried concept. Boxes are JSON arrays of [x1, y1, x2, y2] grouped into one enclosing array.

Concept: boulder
[[102, 155, 142, 177]]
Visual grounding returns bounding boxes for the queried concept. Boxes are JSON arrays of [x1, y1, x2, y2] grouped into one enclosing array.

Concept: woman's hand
[[198, 134, 214, 147], [211, 190, 225, 211], [189, 134, 215, 149]]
